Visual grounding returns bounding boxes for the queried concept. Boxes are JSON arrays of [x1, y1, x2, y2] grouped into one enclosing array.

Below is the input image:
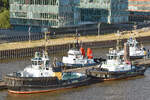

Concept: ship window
[[108, 56, 113, 60], [46, 60, 50, 66], [113, 56, 117, 59], [68, 53, 74, 56], [35, 61, 38, 65], [32, 61, 37, 65], [38, 61, 42, 65], [130, 44, 133, 47], [46, 68, 49, 70]]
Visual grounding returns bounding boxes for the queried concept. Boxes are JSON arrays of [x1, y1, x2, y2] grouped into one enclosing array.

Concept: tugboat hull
[[65, 63, 98, 68], [63, 58, 104, 68], [86, 67, 146, 81], [4, 75, 90, 94], [130, 56, 144, 60]]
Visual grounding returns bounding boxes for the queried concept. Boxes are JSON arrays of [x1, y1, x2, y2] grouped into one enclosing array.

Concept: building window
[[14, 12, 27, 18], [40, 13, 58, 20]]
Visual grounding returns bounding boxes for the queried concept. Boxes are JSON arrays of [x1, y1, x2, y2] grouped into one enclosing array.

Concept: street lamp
[[98, 22, 101, 36], [28, 26, 31, 43]]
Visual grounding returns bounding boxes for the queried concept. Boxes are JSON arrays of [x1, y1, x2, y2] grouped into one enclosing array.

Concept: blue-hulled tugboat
[[86, 43, 147, 81], [4, 51, 90, 94]]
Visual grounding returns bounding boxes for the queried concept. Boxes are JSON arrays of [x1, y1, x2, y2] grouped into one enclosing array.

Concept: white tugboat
[[118, 37, 146, 59], [4, 51, 90, 94], [62, 47, 101, 68], [62, 31, 102, 68], [4, 31, 90, 94], [86, 43, 146, 81]]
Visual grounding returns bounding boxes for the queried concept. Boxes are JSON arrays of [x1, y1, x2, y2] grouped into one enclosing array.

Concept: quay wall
[[0, 36, 150, 60]]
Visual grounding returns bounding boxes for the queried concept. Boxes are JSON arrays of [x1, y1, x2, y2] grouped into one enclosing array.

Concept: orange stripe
[[8, 86, 76, 94], [129, 5, 150, 7], [129, 0, 150, 1]]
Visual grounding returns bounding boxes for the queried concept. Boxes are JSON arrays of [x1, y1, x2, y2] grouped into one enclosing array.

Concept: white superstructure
[[118, 37, 146, 57], [100, 49, 134, 72], [18, 51, 55, 77], [62, 48, 96, 67]]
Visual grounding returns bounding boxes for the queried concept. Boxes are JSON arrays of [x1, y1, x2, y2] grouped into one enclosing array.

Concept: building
[[79, 0, 129, 24], [9, 0, 80, 32], [9, 0, 129, 32], [128, 0, 150, 22]]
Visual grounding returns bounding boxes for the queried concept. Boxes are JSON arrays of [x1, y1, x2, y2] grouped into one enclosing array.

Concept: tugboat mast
[[75, 29, 80, 50], [116, 30, 122, 51], [44, 28, 50, 57]]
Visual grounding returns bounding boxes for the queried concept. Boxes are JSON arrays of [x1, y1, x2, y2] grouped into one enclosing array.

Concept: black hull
[[4, 75, 90, 94], [130, 56, 144, 60], [64, 63, 98, 69], [63, 58, 105, 69], [120, 55, 144, 60], [86, 66, 146, 81]]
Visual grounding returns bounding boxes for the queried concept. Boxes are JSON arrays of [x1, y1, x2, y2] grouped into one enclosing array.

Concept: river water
[[1, 43, 150, 100]]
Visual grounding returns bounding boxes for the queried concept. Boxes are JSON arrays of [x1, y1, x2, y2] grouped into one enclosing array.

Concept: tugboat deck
[[63, 65, 98, 74]]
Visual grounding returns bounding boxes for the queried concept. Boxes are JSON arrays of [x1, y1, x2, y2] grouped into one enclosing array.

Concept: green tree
[[0, 10, 11, 28], [2, 0, 9, 9], [0, 0, 10, 28]]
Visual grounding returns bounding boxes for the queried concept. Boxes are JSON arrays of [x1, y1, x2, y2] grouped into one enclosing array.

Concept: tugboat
[[86, 43, 147, 81], [118, 37, 147, 59], [4, 51, 90, 94], [62, 31, 102, 68], [62, 47, 101, 68]]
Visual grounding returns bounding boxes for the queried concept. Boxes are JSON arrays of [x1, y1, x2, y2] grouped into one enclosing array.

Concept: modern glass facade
[[9, 0, 129, 32], [79, 0, 129, 24], [10, 0, 80, 32]]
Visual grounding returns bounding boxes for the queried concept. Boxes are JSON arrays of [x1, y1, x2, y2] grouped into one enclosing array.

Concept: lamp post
[[98, 23, 101, 36], [28, 26, 31, 43]]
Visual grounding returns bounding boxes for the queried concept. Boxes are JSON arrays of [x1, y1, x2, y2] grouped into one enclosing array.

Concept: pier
[[63, 66, 98, 74]]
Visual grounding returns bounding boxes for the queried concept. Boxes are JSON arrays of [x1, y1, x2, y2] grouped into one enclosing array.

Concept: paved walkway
[[0, 29, 150, 51]]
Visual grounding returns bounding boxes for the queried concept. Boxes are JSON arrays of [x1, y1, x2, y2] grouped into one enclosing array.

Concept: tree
[[0, 0, 10, 28], [0, 10, 11, 28], [2, 0, 9, 9]]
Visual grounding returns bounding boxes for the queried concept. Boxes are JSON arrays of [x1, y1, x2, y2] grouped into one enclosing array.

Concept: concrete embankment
[[0, 29, 150, 60]]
